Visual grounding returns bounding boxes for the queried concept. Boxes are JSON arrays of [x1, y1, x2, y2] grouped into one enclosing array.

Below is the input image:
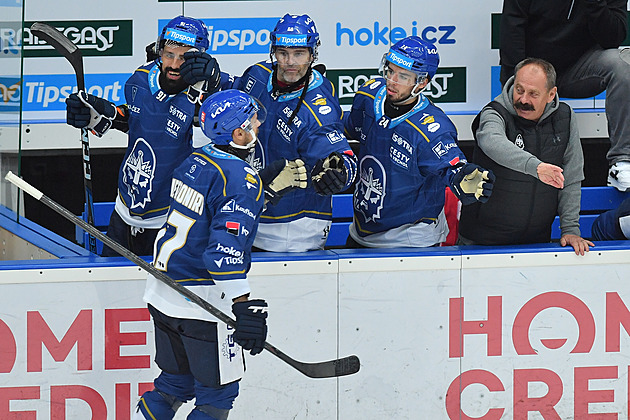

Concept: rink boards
[[1, 244, 630, 419]]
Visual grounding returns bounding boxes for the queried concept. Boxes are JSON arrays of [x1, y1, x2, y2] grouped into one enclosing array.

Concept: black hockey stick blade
[[5, 172, 361, 379], [30, 22, 85, 91], [265, 344, 360, 378]]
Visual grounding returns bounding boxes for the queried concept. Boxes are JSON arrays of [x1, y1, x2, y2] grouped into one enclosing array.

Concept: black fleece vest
[[459, 101, 571, 245]]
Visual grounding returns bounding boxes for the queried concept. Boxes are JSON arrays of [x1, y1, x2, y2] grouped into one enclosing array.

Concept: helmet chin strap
[[224, 129, 258, 161], [391, 79, 427, 106]]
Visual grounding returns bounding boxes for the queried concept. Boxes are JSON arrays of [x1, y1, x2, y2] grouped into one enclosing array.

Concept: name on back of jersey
[[170, 178, 204, 215]]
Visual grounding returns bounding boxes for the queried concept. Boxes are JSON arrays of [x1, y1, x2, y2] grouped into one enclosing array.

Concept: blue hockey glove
[[66, 91, 117, 137], [259, 159, 308, 205], [451, 163, 495, 205], [311, 152, 348, 196], [232, 299, 268, 356], [180, 50, 221, 104]]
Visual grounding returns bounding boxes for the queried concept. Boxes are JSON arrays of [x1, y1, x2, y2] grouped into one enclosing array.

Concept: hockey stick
[[29, 22, 97, 255], [5, 171, 360, 379]]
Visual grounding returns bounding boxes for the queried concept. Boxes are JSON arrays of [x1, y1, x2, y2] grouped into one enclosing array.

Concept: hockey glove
[[181, 50, 221, 105], [451, 163, 496, 205], [145, 42, 159, 62], [259, 159, 308, 205], [311, 152, 348, 196], [66, 91, 117, 137], [232, 299, 268, 356]]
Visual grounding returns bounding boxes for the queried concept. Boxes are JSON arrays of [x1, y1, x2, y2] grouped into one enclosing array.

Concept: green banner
[[327, 67, 467, 105], [23, 20, 133, 57]]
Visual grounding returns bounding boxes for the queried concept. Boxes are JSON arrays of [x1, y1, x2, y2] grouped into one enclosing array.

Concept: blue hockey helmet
[[381, 36, 440, 81], [270, 14, 320, 60], [198, 89, 267, 146], [157, 15, 209, 53]]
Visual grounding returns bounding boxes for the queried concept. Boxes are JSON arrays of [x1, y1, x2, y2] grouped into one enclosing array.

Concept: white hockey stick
[[5, 171, 360, 379]]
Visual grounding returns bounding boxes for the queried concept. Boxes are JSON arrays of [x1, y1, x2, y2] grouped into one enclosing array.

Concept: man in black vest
[[459, 58, 594, 255]]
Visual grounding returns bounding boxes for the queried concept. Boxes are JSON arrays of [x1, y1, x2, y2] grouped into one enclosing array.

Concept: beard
[[159, 67, 188, 95]]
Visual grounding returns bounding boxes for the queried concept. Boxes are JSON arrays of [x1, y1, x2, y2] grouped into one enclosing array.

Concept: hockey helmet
[[270, 14, 320, 60], [380, 36, 440, 81], [157, 15, 209, 54], [198, 89, 266, 146]]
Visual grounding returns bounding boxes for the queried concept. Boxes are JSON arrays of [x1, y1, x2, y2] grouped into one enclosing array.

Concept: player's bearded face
[[275, 47, 313, 84], [159, 45, 190, 94]]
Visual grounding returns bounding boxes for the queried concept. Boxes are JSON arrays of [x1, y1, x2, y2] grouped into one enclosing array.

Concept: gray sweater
[[475, 76, 584, 237]]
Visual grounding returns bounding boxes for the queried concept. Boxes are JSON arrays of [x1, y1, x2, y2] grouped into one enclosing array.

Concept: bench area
[[77, 186, 630, 253]]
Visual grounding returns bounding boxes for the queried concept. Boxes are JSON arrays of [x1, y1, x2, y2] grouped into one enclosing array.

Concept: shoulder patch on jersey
[[420, 114, 441, 133], [326, 130, 344, 144]]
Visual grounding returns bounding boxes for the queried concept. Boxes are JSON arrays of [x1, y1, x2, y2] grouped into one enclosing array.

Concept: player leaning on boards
[[219, 14, 358, 252], [343, 36, 494, 248], [65, 16, 222, 257], [134, 89, 269, 420]]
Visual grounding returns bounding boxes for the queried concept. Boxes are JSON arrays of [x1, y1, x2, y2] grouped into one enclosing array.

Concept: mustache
[[514, 101, 535, 111], [163, 66, 180, 73]]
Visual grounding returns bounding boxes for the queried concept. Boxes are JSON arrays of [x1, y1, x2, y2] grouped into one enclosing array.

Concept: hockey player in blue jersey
[[592, 197, 630, 240], [134, 90, 269, 420], [66, 15, 222, 256], [220, 14, 358, 252], [343, 36, 495, 248]]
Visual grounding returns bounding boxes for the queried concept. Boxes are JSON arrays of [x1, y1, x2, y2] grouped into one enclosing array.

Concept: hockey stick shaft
[[5, 172, 360, 379], [30, 22, 97, 254]]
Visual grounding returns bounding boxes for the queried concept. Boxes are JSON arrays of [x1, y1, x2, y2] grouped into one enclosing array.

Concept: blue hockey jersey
[[115, 61, 195, 229], [144, 145, 264, 321], [591, 197, 630, 240], [344, 78, 467, 245], [222, 62, 355, 251]]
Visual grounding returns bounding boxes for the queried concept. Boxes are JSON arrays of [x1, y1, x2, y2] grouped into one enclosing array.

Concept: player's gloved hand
[[66, 91, 117, 137], [232, 299, 268, 356], [311, 152, 348, 196], [451, 163, 495, 205], [181, 50, 221, 105], [259, 159, 308, 205]]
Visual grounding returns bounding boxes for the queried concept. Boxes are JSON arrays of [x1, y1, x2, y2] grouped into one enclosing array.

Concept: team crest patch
[[355, 155, 386, 224]]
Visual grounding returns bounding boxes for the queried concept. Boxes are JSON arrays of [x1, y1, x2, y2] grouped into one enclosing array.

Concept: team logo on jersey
[[420, 114, 440, 132], [326, 130, 344, 144], [221, 200, 235, 213], [122, 138, 156, 209], [245, 77, 256, 93], [221, 199, 256, 220], [355, 155, 386, 223], [244, 167, 259, 190], [515, 133, 525, 149], [225, 221, 240, 236]]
